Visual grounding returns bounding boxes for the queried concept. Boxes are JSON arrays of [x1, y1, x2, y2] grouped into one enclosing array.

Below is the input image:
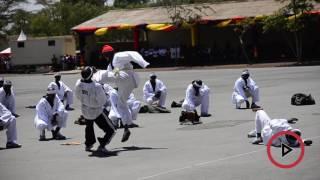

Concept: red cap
[[101, 45, 114, 53]]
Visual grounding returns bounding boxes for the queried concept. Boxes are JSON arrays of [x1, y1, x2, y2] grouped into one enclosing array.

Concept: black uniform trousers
[[85, 110, 115, 147]]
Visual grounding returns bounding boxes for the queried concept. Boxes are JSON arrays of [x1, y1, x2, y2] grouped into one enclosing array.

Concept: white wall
[[9, 36, 76, 66]]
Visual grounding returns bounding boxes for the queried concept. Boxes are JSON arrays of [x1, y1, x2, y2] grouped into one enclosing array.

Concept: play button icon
[[281, 143, 293, 157], [267, 131, 305, 168]]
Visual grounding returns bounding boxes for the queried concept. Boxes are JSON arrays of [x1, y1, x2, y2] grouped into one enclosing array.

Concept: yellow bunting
[[255, 15, 265, 20], [147, 24, 173, 31], [94, 28, 108, 36], [118, 24, 134, 30], [216, 19, 232, 27]]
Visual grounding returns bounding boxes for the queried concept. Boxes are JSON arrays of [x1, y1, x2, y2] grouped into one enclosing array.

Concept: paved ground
[[0, 65, 319, 180]]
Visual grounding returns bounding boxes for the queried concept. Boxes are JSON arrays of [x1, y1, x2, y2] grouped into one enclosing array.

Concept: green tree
[[0, 0, 27, 48], [262, 0, 320, 63], [27, 1, 107, 36], [157, 0, 215, 25]]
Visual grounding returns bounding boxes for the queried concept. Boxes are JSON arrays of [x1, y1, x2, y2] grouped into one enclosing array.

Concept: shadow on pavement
[[88, 146, 168, 158]]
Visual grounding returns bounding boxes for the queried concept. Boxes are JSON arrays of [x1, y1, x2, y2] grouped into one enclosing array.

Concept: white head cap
[[46, 87, 56, 94], [242, 69, 250, 75]]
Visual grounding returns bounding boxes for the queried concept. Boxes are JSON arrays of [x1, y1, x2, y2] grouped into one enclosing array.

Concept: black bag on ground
[[291, 93, 315, 106]]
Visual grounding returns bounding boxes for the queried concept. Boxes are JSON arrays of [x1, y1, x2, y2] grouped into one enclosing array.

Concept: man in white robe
[[0, 103, 21, 148], [251, 108, 312, 147], [232, 69, 260, 109], [48, 73, 74, 111], [75, 67, 116, 153], [0, 80, 19, 117], [95, 45, 149, 142], [143, 73, 167, 108], [182, 80, 211, 117], [34, 87, 68, 141]]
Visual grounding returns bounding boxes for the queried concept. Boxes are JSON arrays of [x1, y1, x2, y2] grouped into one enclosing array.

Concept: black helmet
[[81, 66, 93, 80]]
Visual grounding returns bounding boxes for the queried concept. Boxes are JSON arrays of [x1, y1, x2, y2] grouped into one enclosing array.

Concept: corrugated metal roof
[[72, 0, 319, 30]]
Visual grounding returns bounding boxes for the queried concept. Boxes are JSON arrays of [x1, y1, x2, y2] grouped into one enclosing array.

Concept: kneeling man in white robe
[[0, 103, 21, 148], [48, 73, 74, 111], [34, 87, 68, 141], [232, 69, 260, 109], [143, 73, 167, 108], [182, 80, 211, 117]]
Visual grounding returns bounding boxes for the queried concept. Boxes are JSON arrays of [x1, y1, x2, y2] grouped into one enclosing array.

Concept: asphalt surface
[[0, 65, 319, 180]]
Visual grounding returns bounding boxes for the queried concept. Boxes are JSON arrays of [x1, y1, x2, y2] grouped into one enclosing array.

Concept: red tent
[[0, 48, 11, 57]]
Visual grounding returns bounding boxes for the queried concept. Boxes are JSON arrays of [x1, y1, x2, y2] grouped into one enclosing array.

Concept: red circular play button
[[267, 130, 305, 169]]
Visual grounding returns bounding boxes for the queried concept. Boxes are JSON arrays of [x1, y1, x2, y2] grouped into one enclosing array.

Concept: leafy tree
[[0, 0, 27, 48], [262, 0, 320, 63], [157, 0, 215, 25], [25, 1, 107, 36]]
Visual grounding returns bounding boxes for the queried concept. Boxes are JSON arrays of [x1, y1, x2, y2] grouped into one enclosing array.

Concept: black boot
[[121, 126, 131, 142], [251, 103, 261, 109], [252, 133, 263, 144]]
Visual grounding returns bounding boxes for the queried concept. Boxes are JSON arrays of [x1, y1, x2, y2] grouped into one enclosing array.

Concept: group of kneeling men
[[0, 45, 312, 152]]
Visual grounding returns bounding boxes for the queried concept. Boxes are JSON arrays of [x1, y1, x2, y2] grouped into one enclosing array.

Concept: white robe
[[0, 88, 16, 114], [232, 77, 259, 107], [96, 51, 149, 125], [102, 84, 121, 122], [143, 79, 167, 107], [127, 93, 141, 121], [34, 95, 68, 131], [75, 79, 107, 120], [0, 103, 17, 143], [255, 110, 292, 146], [48, 81, 73, 106], [182, 84, 210, 114]]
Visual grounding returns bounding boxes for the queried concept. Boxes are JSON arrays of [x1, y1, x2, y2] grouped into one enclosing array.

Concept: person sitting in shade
[[143, 73, 167, 109], [0, 103, 21, 148], [0, 80, 19, 117], [232, 69, 260, 109], [251, 107, 312, 146], [48, 73, 74, 111], [181, 80, 211, 120], [34, 87, 68, 141]]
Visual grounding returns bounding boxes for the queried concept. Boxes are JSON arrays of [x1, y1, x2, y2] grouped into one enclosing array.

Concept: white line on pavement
[[138, 135, 320, 180]]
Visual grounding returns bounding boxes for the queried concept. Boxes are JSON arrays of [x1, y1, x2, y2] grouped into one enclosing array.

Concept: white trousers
[[232, 87, 259, 108], [34, 111, 68, 131], [128, 100, 141, 120], [255, 110, 271, 134], [116, 75, 135, 125], [182, 90, 210, 114], [0, 116, 17, 143], [146, 90, 167, 107], [108, 91, 121, 122]]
